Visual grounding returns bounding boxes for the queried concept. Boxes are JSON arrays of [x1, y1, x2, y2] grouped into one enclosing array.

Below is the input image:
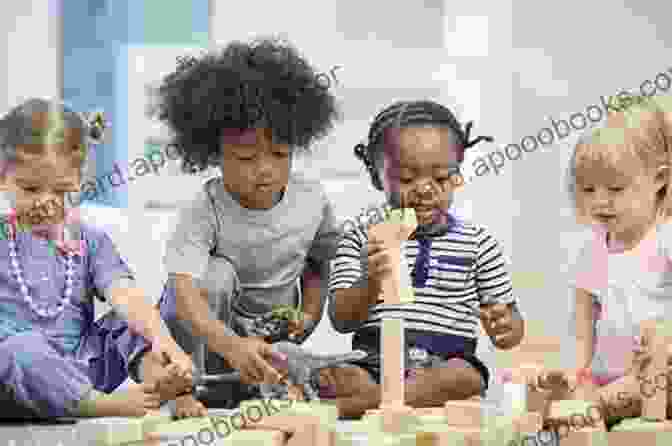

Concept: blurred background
[[2, 0, 672, 386]]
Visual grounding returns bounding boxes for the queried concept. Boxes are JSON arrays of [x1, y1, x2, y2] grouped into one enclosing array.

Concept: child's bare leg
[[73, 385, 161, 418], [335, 364, 483, 418]]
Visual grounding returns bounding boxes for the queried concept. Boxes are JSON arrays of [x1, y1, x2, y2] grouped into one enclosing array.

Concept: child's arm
[[106, 285, 193, 374], [172, 273, 283, 385], [300, 190, 342, 333], [84, 225, 194, 377], [171, 273, 238, 353], [574, 288, 595, 370], [328, 228, 380, 332], [474, 226, 524, 349]]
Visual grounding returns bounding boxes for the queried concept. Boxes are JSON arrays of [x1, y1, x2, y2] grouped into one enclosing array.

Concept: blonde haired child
[[0, 98, 194, 418], [533, 93, 672, 427]]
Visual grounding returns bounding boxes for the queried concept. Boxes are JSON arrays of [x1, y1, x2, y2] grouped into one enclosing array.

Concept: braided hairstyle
[[354, 100, 493, 191]]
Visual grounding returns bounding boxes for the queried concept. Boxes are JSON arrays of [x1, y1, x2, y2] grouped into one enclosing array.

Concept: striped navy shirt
[[328, 216, 516, 339]]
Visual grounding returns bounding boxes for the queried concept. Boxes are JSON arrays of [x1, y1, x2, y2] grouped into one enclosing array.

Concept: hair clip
[[83, 110, 108, 144], [176, 54, 199, 71], [463, 121, 494, 149]]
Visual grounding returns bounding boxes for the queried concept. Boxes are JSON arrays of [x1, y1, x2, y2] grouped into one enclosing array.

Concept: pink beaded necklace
[[4, 209, 78, 319]]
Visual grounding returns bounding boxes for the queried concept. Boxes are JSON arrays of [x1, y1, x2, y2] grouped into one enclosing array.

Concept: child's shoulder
[[286, 171, 328, 200], [444, 217, 493, 239]]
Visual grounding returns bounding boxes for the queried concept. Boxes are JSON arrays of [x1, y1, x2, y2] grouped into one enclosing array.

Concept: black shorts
[[349, 327, 490, 395]]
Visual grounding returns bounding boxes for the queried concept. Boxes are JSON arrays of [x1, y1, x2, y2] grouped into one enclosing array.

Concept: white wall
[[3, 0, 672, 369]]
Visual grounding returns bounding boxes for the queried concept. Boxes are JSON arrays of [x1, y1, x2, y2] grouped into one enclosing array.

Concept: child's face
[[219, 128, 292, 209], [575, 155, 666, 238], [1, 112, 82, 226], [378, 126, 462, 226]]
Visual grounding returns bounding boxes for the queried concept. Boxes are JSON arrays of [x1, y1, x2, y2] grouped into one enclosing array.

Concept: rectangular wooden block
[[227, 429, 287, 445], [549, 400, 596, 420], [145, 416, 218, 441], [416, 426, 482, 446], [381, 405, 415, 434], [443, 401, 487, 427], [381, 318, 405, 408], [387, 208, 418, 228], [560, 427, 608, 446], [607, 430, 672, 446], [239, 399, 338, 427], [514, 411, 543, 435], [77, 416, 145, 446]]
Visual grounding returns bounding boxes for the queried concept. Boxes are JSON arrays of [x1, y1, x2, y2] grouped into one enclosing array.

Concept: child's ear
[[656, 165, 669, 190]]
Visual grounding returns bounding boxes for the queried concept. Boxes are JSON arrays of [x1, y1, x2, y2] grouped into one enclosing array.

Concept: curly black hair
[[154, 37, 341, 174], [354, 100, 494, 190]]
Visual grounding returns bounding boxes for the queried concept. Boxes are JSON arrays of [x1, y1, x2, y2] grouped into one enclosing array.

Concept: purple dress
[[0, 223, 150, 418]]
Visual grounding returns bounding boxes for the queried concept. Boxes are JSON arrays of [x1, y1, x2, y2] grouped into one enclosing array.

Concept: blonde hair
[[567, 94, 672, 223]]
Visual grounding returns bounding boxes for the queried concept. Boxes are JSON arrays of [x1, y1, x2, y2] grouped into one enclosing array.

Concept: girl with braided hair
[[324, 99, 525, 418]]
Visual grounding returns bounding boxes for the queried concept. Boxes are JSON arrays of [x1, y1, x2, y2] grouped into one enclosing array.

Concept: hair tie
[[83, 110, 108, 144], [176, 54, 199, 71], [354, 142, 383, 190], [463, 121, 494, 149]]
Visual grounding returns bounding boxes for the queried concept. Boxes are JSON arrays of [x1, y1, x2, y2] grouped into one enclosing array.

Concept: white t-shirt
[[570, 221, 672, 382]]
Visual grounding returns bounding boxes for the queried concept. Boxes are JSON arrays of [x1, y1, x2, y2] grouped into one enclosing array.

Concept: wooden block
[[381, 405, 415, 434], [608, 420, 672, 446], [77, 416, 145, 446], [239, 399, 338, 427], [284, 419, 332, 446], [560, 426, 608, 446], [514, 411, 543, 435], [141, 411, 174, 438], [145, 416, 218, 442], [247, 413, 334, 446], [549, 400, 596, 420], [416, 426, 482, 446], [227, 429, 287, 445], [381, 318, 405, 408], [364, 408, 419, 435], [443, 401, 486, 427]]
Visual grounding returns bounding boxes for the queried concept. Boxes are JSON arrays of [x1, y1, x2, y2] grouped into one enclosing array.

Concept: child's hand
[[367, 237, 399, 302], [480, 303, 515, 346], [224, 336, 285, 385], [530, 367, 594, 400], [151, 339, 195, 380], [160, 346, 196, 381]]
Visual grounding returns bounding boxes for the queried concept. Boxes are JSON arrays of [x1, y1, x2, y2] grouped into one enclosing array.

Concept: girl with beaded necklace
[[0, 98, 194, 418]]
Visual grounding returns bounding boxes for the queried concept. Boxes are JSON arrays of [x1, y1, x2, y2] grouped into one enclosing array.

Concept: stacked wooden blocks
[[545, 318, 672, 445]]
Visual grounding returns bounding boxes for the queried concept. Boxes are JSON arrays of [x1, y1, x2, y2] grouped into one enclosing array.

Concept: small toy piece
[[249, 305, 302, 343]]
